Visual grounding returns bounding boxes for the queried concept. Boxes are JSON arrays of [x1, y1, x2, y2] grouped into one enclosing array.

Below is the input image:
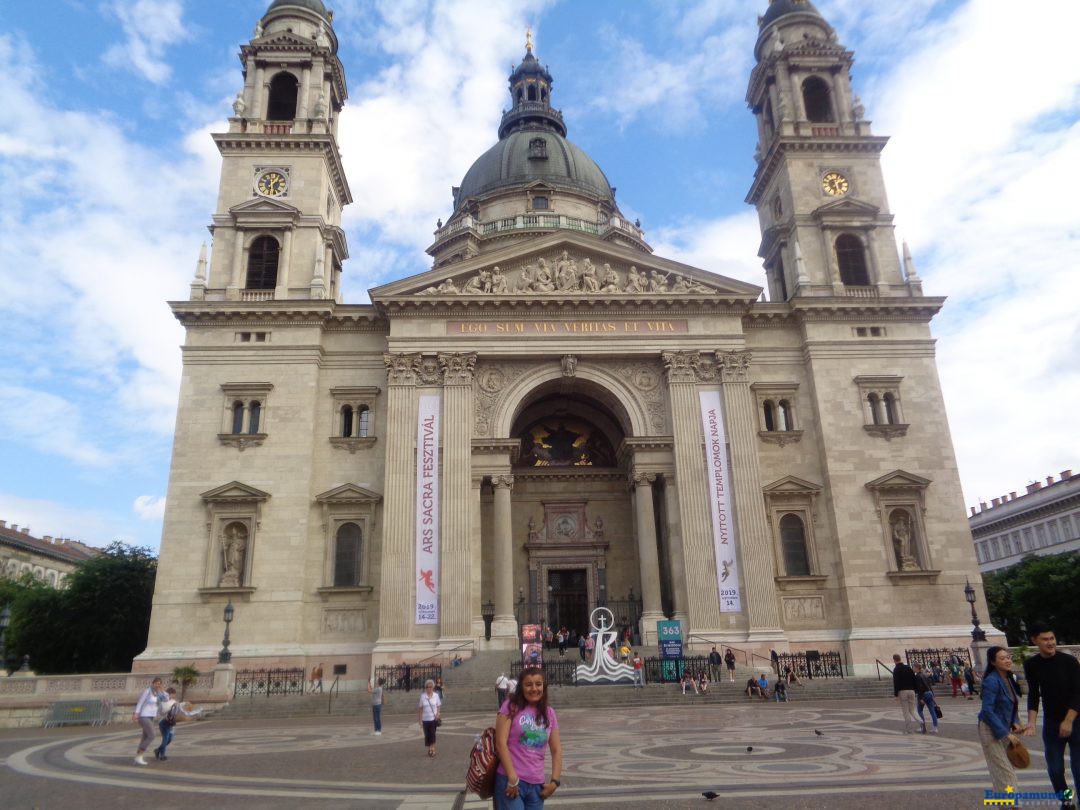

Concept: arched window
[[341, 405, 354, 438], [46, 570, 57, 586], [836, 234, 870, 286], [883, 392, 899, 425], [763, 400, 776, 431], [527, 84, 537, 102], [248, 401, 262, 434], [802, 76, 833, 123], [334, 522, 362, 586], [867, 393, 882, 425], [779, 514, 810, 576], [246, 236, 279, 289], [266, 72, 299, 121], [232, 401, 245, 434], [357, 406, 371, 438], [778, 399, 794, 431]]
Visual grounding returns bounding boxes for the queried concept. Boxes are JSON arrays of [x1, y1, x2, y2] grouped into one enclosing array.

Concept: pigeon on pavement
[[702, 791, 720, 801], [746, 746, 754, 753], [815, 729, 824, 736]]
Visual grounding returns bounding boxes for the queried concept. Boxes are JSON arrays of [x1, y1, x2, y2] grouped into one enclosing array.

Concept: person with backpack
[[153, 687, 201, 761], [495, 666, 562, 809], [132, 676, 165, 766]]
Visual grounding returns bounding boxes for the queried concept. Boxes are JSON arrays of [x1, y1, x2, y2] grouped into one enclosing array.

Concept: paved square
[[0, 698, 1059, 808]]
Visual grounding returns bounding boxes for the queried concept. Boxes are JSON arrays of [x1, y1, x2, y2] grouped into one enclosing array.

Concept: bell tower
[[194, 0, 352, 304], [745, 0, 920, 301]]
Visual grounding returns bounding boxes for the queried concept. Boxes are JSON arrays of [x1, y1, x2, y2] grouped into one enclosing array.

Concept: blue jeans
[[157, 721, 174, 755], [1042, 719, 1080, 795], [917, 691, 939, 730], [372, 704, 382, 732], [494, 771, 545, 810]]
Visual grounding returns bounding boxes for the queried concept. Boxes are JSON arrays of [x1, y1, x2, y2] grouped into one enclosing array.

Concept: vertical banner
[[415, 395, 441, 624], [699, 391, 742, 612]]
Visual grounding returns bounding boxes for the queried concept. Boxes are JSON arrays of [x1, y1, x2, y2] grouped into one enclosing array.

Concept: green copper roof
[[266, 0, 329, 20], [760, 0, 822, 27]]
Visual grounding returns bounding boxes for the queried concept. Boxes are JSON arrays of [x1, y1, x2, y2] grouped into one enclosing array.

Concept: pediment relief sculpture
[[417, 250, 717, 297]]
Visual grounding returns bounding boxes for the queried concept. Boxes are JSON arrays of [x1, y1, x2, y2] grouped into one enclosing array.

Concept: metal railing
[[326, 676, 339, 715], [372, 663, 443, 692], [233, 668, 305, 698], [875, 659, 894, 681], [774, 651, 844, 680], [904, 648, 971, 672], [686, 636, 748, 666], [414, 640, 474, 668]]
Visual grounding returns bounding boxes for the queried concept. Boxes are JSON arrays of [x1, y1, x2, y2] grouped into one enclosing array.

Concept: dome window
[[532, 195, 549, 210], [527, 84, 537, 102], [529, 138, 548, 160]]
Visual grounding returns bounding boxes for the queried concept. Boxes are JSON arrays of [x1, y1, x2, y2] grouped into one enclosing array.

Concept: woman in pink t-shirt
[[495, 666, 563, 809]]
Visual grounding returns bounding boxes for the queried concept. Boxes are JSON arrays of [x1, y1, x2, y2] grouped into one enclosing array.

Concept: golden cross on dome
[[526, 27, 533, 53]]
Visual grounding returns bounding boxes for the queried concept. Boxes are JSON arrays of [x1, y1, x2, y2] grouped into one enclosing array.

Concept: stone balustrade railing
[[0, 668, 233, 702]]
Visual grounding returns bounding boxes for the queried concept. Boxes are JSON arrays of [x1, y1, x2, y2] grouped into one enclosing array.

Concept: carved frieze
[[438, 352, 477, 385], [612, 362, 667, 433], [416, 249, 718, 297], [415, 356, 442, 385], [782, 596, 825, 622], [473, 361, 532, 437]]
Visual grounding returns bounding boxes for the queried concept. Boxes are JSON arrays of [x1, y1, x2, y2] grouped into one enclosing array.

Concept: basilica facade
[[138, 0, 989, 680]]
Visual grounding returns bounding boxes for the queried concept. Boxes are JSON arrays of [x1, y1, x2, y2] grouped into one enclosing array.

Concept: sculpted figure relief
[[624, 266, 646, 293], [462, 269, 490, 294], [420, 277, 459, 295], [219, 523, 248, 587], [489, 266, 508, 294], [556, 251, 579, 291], [580, 258, 599, 292], [533, 258, 556, 292], [600, 263, 620, 292], [670, 274, 690, 293], [648, 270, 670, 292]]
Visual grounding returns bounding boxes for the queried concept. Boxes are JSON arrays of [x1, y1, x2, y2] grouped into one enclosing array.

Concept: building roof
[[760, 0, 823, 28], [0, 521, 101, 565]]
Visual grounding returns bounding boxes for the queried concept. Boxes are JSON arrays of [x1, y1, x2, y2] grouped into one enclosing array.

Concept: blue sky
[[0, 0, 1077, 551]]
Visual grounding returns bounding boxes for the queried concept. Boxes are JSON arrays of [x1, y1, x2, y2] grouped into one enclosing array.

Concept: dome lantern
[[498, 33, 566, 139]]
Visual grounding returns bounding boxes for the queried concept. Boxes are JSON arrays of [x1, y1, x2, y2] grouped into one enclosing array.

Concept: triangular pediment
[[201, 482, 271, 503], [865, 470, 932, 491], [812, 198, 881, 219], [251, 31, 316, 51], [763, 475, 823, 495], [370, 232, 761, 301], [315, 483, 383, 504], [230, 197, 300, 216]]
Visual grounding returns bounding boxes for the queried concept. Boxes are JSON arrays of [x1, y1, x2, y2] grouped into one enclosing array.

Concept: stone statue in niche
[[232, 92, 246, 116], [891, 512, 920, 571], [599, 264, 620, 292], [592, 516, 604, 540], [527, 516, 540, 543], [313, 92, 328, 120], [580, 258, 599, 292], [624, 266, 646, 293], [219, 523, 248, 587]]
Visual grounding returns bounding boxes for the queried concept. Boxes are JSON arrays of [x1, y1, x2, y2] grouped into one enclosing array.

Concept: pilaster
[[437, 352, 476, 640], [491, 475, 518, 641], [629, 470, 664, 644], [716, 350, 785, 640]]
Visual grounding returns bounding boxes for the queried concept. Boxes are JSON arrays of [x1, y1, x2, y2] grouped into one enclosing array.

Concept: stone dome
[[266, 0, 329, 19], [455, 128, 615, 211], [759, 0, 822, 28]]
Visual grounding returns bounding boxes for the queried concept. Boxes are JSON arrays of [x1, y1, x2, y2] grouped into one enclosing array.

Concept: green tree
[[984, 552, 1080, 645], [6, 542, 157, 674], [172, 664, 200, 700]]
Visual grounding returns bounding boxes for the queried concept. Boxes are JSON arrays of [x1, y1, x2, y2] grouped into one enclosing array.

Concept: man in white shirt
[[496, 673, 510, 708]]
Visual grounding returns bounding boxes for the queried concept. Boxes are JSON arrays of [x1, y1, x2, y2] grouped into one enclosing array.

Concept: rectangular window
[[1049, 522, 1060, 543], [1022, 528, 1034, 552], [1035, 525, 1047, 547]]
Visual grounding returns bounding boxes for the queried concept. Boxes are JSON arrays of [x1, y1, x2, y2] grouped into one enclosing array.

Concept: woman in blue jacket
[[978, 645, 1027, 793]]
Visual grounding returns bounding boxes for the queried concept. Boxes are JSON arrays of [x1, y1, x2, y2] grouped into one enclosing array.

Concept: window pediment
[[201, 481, 271, 504], [315, 484, 383, 505], [229, 197, 301, 228], [763, 475, 823, 497], [865, 470, 931, 492], [811, 198, 880, 221]]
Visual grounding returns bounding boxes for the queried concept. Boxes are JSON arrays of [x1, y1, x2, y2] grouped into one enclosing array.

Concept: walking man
[[310, 662, 324, 694], [1023, 623, 1080, 806], [913, 663, 940, 734], [495, 672, 510, 708], [892, 654, 919, 734], [708, 647, 723, 684]]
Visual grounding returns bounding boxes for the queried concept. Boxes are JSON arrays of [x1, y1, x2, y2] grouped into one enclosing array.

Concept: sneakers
[[930, 727, 939, 734], [373, 731, 382, 736], [134, 756, 148, 765]]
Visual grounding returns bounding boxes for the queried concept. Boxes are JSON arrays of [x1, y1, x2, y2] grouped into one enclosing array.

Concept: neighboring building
[[0, 520, 100, 587], [138, 0, 989, 680], [970, 471, 1080, 573]]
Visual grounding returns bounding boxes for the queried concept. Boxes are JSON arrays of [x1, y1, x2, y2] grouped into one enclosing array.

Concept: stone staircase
[[207, 663, 894, 721]]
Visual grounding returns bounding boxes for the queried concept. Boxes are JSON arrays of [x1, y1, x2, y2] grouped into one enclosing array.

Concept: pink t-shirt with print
[[497, 701, 559, 785]]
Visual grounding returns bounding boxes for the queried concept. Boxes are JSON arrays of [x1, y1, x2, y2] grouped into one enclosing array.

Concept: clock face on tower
[[822, 171, 849, 196], [256, 169, 289, 197]]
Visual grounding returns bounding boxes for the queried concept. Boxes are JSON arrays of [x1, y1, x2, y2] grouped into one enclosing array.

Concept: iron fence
[[372, 663, 443, 692], [775, 651, 845, 680], [233, 668, 305, 698], [508, 655, 715, 686], [510, 658, 579, 686], [904, 648, 971, 673]]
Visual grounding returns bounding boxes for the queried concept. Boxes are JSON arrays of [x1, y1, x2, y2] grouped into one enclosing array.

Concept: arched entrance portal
[[503, 386, 643, 641]]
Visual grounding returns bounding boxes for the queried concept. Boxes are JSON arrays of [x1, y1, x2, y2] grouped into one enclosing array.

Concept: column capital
[[662, 350, 715, 384], [491, 474, 515, 490], [629, 471, 658, 489], [716, 350, 752, 383], [438, 352, 477, 385], [383, 352, 421, 385]]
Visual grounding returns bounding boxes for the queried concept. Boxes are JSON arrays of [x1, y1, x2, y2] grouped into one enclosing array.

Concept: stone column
[[630, 471, 665, 643], [716, 350, 784, 640], [491, 475, 518, 641], [661, 477, 689, 623], [298, 65, 312, 121], [662, 351, 722, 630], [228, 230, 244, 298], [376, 353, 421, 642], [275, 228, 292, 299], [438, 353, 476, 641]]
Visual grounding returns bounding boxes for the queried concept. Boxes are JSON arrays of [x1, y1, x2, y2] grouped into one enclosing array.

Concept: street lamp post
[[964, 579, 988, 672], [481, 600, 495, 641], [0, 605, 10, 675], [218, 599, 235, 664]]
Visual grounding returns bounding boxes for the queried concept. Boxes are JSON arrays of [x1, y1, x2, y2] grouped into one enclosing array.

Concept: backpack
[[163, 702, 180, 727], [465, 726, 498, 799]]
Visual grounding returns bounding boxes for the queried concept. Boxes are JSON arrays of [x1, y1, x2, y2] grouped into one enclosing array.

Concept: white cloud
[[101, 0, 188, 85], [0, 493, 144, 550], [133, 495, 167, 521], [0, 386, 111, 467], [649, 210, 764, 286]]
